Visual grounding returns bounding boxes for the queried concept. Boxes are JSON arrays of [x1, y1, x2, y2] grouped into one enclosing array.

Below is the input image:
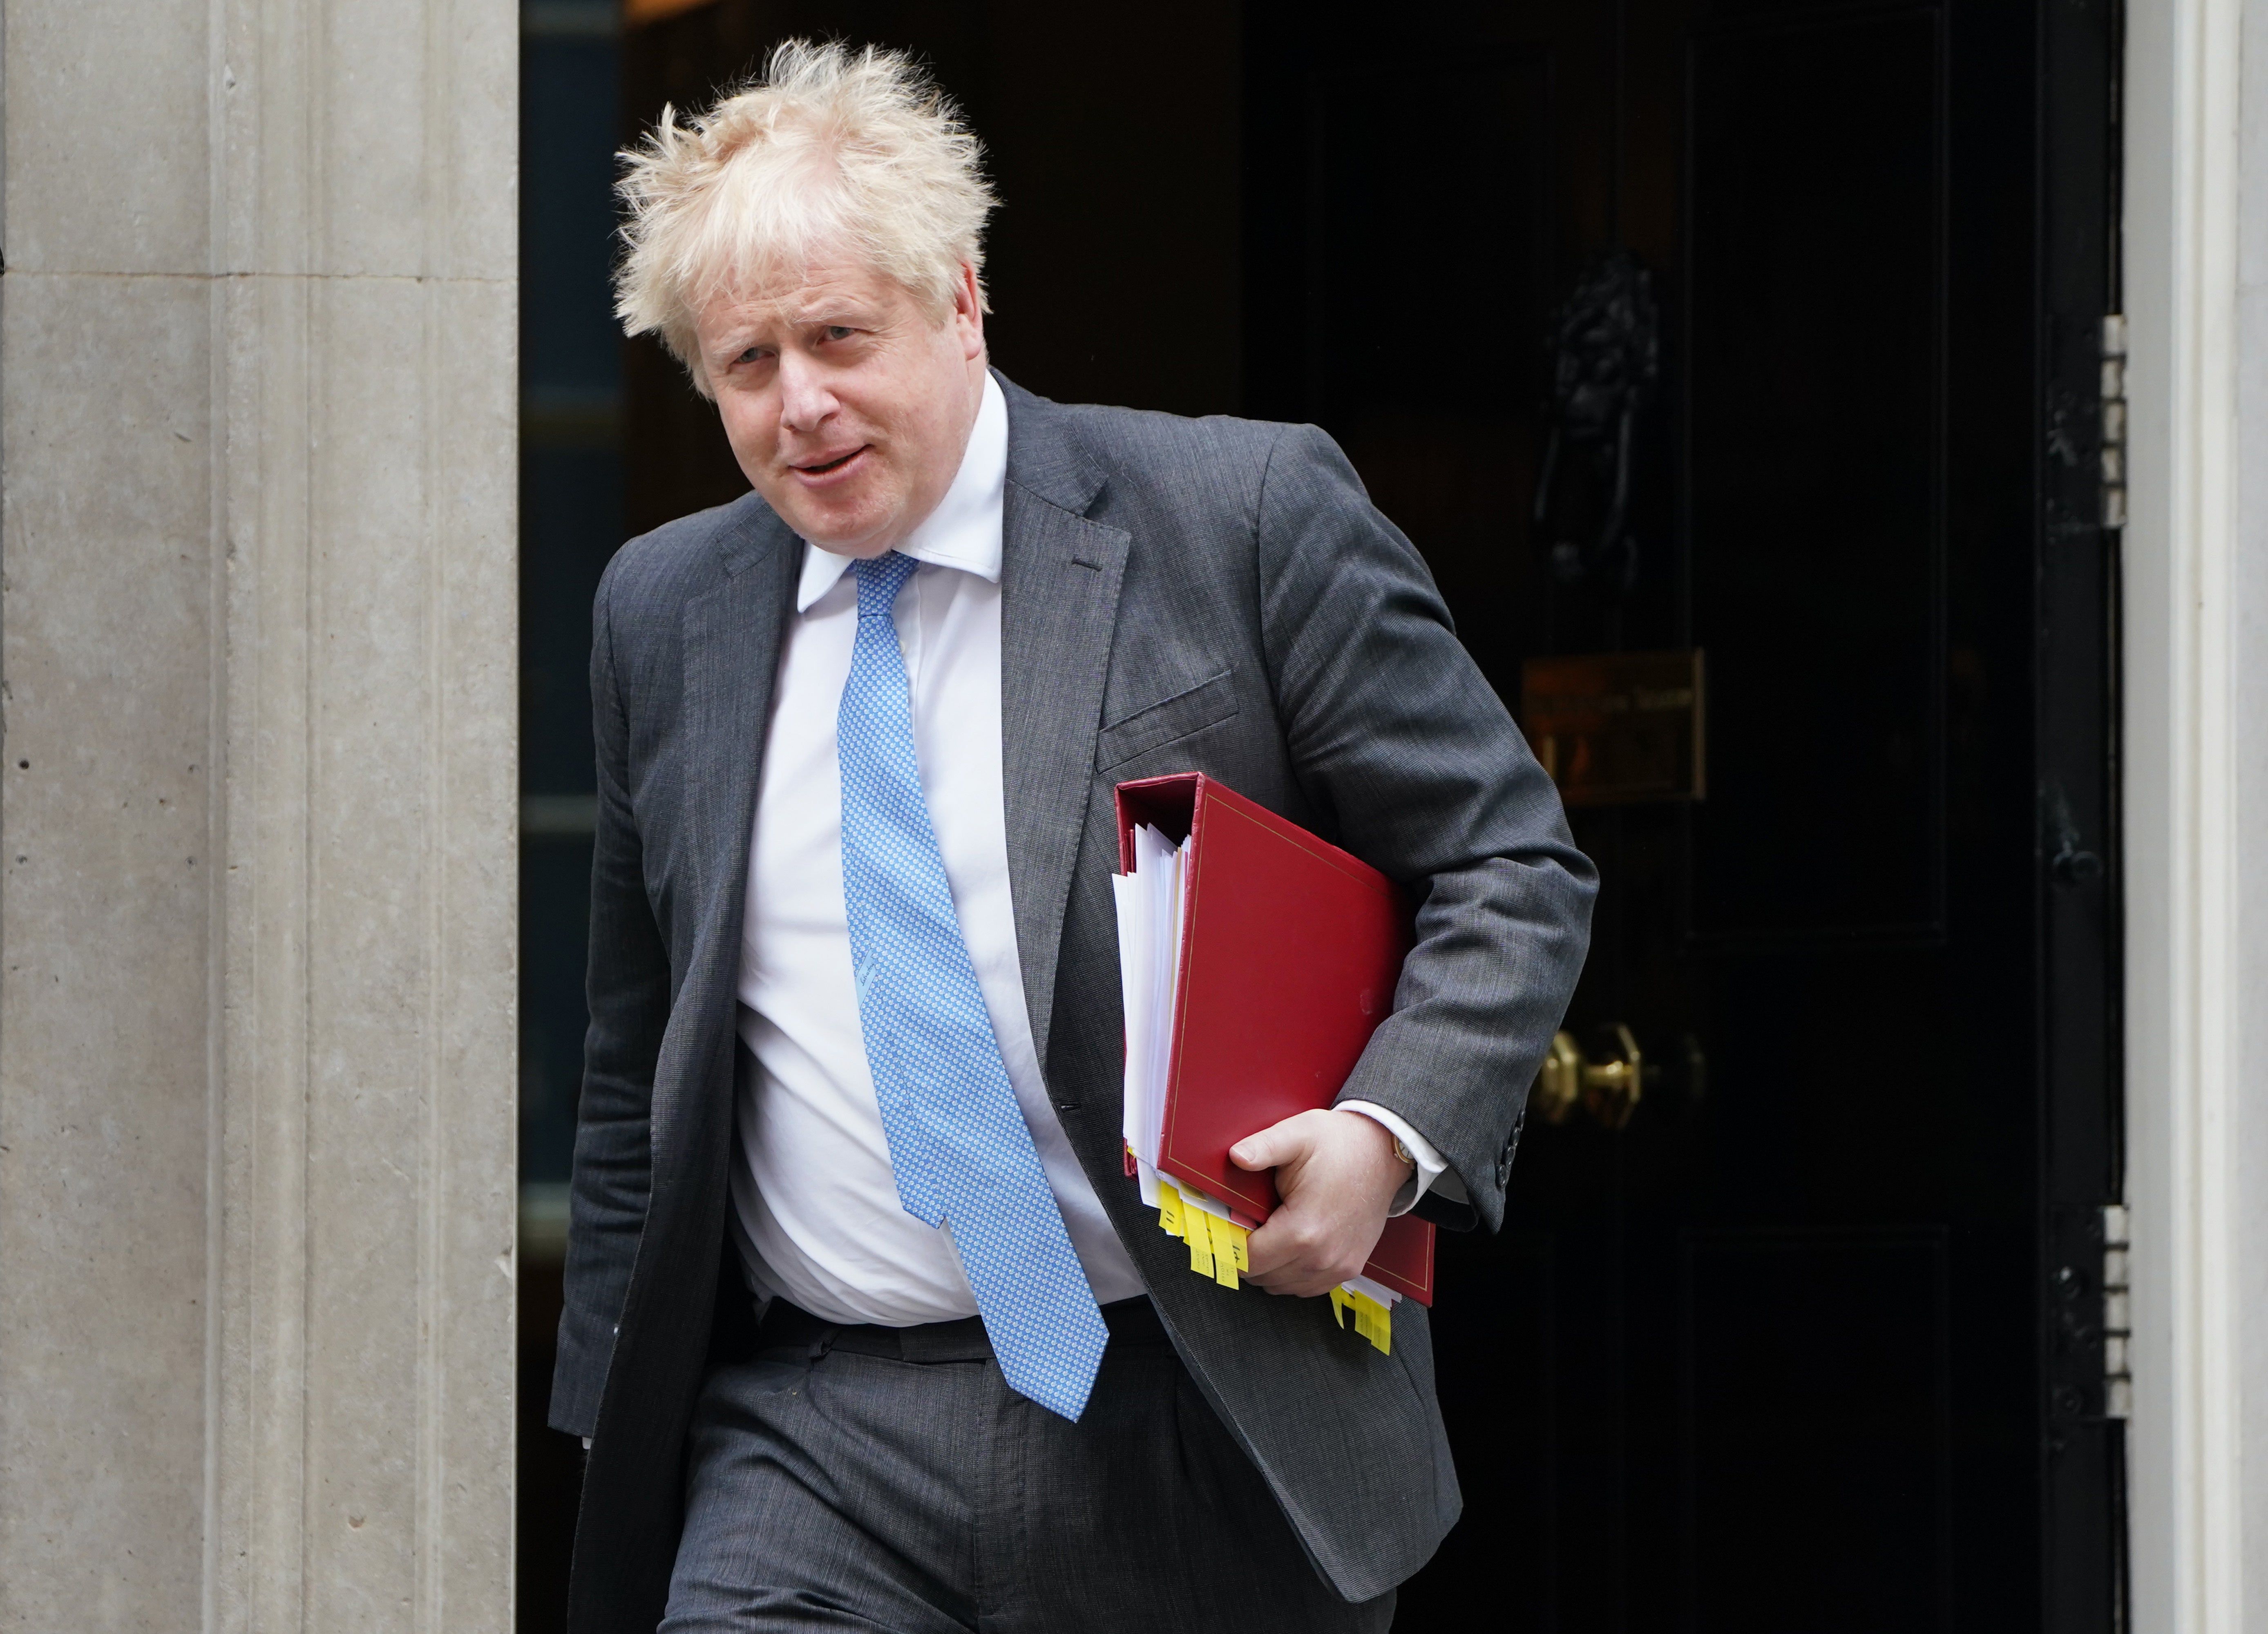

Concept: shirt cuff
[[1337, 1101, 1446, 1217]]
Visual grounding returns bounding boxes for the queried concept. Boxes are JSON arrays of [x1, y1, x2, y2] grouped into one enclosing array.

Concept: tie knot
[[854, 551, 919, 618]]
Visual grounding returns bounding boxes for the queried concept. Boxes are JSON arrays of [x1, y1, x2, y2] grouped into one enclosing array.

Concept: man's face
[[693, 254, 988, 558]]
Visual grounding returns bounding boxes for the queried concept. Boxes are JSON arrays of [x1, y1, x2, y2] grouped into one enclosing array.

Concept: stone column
[[0, 2, 518, 1629]]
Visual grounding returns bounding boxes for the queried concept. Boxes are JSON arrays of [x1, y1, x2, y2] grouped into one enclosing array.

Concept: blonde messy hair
[[614, 39, 996, 394]]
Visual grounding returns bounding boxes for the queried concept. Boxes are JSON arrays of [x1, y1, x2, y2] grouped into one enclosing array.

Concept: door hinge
[[2102, 1203, 2132, 1419], [2100, 315, 2128, 529]]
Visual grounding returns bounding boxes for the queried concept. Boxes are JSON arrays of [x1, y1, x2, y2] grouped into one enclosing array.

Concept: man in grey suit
[[552, 39, 1594, 1634]]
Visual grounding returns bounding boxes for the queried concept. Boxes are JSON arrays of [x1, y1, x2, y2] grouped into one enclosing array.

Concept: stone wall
[[0, 2, 518, 1628]]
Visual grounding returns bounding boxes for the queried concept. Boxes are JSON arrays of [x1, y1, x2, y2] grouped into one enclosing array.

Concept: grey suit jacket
[[550, 374, 1595, 1631]]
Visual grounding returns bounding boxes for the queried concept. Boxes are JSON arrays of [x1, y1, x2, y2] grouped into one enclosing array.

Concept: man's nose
[[775, 351, 836, 433]]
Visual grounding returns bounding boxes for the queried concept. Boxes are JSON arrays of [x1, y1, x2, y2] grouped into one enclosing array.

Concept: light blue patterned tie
[[837, 550, 1109, 1421]]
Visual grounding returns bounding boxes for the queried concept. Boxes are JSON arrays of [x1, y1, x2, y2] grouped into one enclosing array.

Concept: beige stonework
[[0, 3, 518, 1630]]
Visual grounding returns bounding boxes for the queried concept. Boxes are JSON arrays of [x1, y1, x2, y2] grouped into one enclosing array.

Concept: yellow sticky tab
[[1218, 1221, 1250, 1275], [1184, 1204, 1216, 1277], [1211, 1219, 1242, 1290], [1330, 1287, 1352, 1329], [1157, 1182, 1184, 1239], [1350, 1291, 1393, 1356]]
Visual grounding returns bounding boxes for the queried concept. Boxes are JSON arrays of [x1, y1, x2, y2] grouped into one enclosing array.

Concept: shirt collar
[[794, 371, 1009, 613]]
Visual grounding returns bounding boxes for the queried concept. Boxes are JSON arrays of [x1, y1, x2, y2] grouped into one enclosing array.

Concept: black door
[[516, 2, 2124, 1624], [1244, 1, 2125, 1629]]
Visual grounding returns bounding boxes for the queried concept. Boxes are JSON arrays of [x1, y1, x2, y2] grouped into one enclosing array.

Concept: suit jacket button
[[1495, 1108, 1525, 1185]]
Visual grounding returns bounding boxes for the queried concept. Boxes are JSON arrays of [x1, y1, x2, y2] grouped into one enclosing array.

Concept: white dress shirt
[[730, 373, 1444, 1327]]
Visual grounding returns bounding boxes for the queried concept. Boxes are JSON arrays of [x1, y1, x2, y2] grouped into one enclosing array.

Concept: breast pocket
[[1095, 669, 1240, 772]]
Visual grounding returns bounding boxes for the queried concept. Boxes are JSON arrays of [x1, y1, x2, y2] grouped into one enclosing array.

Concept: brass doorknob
[[1533, 1023, 1646, 1131]]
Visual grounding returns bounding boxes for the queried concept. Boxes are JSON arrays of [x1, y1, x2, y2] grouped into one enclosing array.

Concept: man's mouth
[[791, 446, 868, 477]]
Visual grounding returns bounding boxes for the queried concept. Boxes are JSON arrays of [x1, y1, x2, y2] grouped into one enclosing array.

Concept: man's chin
[[770, 495, 900, 557]]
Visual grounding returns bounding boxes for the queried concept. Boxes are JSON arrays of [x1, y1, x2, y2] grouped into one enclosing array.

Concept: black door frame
[[2035, 0, 2129, 1628]]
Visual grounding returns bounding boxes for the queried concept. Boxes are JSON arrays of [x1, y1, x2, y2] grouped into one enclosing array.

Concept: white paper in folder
[[1110, 822, 1188, 1208]]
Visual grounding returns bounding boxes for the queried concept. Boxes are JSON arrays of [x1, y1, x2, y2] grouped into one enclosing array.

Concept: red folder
[[1114, 772, 1436, 1305]]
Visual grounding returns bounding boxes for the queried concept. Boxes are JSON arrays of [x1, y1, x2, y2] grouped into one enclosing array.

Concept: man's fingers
[[1246, 1219, 1369, 1297], [1243, 1199, 1379, 1298], [1227, 1108, 1398, 1296], [1229, 1115, 1309, 1172], [1242, 1219, 1324, 1295], [1227, 1139, 1275, 1171]]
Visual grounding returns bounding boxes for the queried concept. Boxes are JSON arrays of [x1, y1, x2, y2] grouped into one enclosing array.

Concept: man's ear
[[952, 261, 986, 361]]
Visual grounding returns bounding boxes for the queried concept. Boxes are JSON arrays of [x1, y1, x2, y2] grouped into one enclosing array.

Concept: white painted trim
[[2120, 0, 2267, 1625]]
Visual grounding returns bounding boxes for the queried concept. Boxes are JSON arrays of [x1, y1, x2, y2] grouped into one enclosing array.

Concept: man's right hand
[[1229, 1108, 1410, 1297]]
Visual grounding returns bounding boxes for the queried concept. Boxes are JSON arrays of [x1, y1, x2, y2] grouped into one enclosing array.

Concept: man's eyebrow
[[783, 298, 878, 327], [708, 315, 791, 355], [706, 301, 875, 353]]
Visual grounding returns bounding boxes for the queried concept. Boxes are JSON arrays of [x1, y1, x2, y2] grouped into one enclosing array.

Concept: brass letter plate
[[1519, 649, 1705, 807]]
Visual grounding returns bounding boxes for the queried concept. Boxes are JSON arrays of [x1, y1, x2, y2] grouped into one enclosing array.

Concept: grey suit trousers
[[662, 1298, 1397, 1633]]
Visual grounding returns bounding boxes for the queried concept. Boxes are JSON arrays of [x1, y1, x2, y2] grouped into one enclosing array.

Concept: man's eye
[[735, 346, 766, 365], [823, 326, 855, 342]]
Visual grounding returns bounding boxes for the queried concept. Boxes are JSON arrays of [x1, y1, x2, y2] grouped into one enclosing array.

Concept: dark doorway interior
[[516, 3, 2125, 1628]]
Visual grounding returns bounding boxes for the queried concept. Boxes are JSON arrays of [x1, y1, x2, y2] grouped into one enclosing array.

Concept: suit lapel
[[998, 382, 1131, 1077], [682, 504, 800, 928]]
